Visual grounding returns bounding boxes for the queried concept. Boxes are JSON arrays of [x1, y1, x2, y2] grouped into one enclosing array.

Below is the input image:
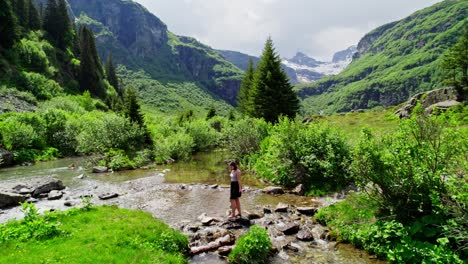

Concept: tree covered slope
[[298, 0, 467, 114]]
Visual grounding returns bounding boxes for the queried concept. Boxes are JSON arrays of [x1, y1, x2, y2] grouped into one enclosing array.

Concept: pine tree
[[237, 58, 255, 115], [43, 0, 72, 50], [124, 86, 145, 127], [251, 37, 299, 122], [79, 26, 105, 99], [43, 0, 58, 43], [0, 0, 19, 50], [56, 0, 72, 50], [13, 0, 29, 31], [206, 104, 216, 120], [441, 24, 468, 100], [27, 0, 41, 31], [105, 53, 121, 97]]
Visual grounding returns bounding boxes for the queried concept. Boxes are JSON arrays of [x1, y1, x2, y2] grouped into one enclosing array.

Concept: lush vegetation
[[228, 225, 272, 264], [315, 107, 467, 263], [237, 37, 299, 122], [0, 204, 188, 263], [298, 0, 467, 114]]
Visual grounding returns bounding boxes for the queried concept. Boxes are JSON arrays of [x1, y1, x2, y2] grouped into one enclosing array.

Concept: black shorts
[[230, 181, 241, 199]]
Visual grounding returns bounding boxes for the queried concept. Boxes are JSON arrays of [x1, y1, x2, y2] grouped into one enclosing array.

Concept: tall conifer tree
[[56, 0, 72, 50], [13, 0, 29, 30], [105, 53, 120, 97], [79, 26, 105, 99], [27, 0, 41, 30], [0, 0, 19, 50], [250, 37, 299, 122], [237, 58, 255, 115], [124, 86, 145, 127]]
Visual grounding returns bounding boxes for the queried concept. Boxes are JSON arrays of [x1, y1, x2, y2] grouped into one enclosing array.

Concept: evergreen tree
[[43, 0, 72, 50], [105, 53, 121, 97], [0, 0, 19, 50], [124, 86, 145, 127], [250, 37, 299, 122], [206, 104, 216, 120], [13, 0, 29, 31], [56, 0, 72, 50], [237, 58, 255, 115], [43, 0, 59, 44], [441, 24, 468, 100], [79, 26, 105, 98], [27, 0, 41, 31]]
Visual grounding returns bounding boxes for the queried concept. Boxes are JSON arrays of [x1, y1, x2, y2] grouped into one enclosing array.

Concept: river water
[[0, 151, 386, 264]]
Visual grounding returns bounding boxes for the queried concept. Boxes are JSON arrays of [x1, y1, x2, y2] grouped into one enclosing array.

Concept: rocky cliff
[[68, 0, 242, 106]]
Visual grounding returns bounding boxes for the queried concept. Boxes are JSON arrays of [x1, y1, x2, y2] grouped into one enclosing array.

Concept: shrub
[[105, 149, 134, 171], [228, 225, 271, 264], [17, 71, 63, 100], [75, 112, 146, 154], [255, 118, 351, 191], [351, 105, 466, 221], [184, 119, 219, 151], [223, 117, 269, 159]]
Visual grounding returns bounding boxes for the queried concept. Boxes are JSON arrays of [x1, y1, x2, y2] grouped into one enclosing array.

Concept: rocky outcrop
[[69, 0, 168, 59], [394, 87, 461, 118], [353, 21, 398, 60]]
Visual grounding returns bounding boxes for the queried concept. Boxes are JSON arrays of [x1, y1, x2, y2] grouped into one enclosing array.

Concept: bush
[[17, 71, 63, 100], [105, 149, 134, 171], [351, 105, 467, 220], [228, 225, 272, 264], [255, 118, 351, 191], [75, 112, 146, 154], [15, 37, 55, 75], [184, 119, 219, 151], [0, 203, 61, 242], [223, 117, 269, 159]]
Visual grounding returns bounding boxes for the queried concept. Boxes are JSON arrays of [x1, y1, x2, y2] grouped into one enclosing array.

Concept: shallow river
[[0, 151, 386, 264]]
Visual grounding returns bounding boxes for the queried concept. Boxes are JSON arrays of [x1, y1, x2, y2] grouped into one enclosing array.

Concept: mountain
[[282, 48, 356, 83], [218, 47, 355, 85], [298, 0, 467, 114], [66, 0, 243, 111]]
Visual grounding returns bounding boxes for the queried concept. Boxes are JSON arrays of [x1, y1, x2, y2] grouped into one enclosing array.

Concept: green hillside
[[298, 0, 467, 114], [69, 0, 243, 113]]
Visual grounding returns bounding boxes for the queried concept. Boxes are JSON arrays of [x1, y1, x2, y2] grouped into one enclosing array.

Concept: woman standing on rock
[[228, 161, 242, 219]]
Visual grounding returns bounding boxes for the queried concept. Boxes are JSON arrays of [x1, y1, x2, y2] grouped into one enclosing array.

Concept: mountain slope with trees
[[66, 0, 243, 110], [298, 0, 467, 114]]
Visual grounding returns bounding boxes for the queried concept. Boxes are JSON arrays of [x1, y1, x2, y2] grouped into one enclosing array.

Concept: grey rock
[[77, 174, 87, 179], [291, 184, 305, 196], [278, 222, 300, 235], [296, 228, 314, 241], [201, 217, 216, 226], [98, 193, 119, 200], [32, 179, 65, 197], [275, 203, 289, 212], [19, 188, 32, 195], [244, 210, 263, 220], [217, 245, 233, 256], [0, 191, 26, 208], [220, 221, 242, 230], [283, 242, 301, 252], [64, 201, 74, 207], [0, 148, 14, 167], [26, 198, 38, 203], [262, 186, 284, 195], [92, 166, 108, 173], [209, 184, 218, 189], [296, 207, 317, 216], [263, 207, 272, 214], [48, 190, 63, 200]]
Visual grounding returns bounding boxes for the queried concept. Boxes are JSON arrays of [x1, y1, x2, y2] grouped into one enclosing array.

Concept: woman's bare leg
[[229, 199, 236, 217], [235, 198, 241, 217]]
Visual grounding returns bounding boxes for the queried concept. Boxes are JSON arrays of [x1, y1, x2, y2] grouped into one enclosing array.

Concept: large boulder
[[0, 191, 26, 208], [32, 179, 65, 197], [0, 149, 14, 167]]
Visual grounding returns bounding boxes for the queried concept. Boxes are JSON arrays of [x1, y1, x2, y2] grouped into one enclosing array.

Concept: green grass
[[314, 107, 399, 144], [0, 206, 188, 264]]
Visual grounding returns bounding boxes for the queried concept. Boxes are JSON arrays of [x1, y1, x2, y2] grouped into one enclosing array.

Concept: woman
[[228, 161, 242, 219]]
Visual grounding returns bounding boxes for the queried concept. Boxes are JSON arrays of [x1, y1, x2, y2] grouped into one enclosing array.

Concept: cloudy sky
[[135, 0, 442, 61]]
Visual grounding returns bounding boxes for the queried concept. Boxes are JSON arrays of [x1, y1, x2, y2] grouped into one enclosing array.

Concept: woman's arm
[[237, 170, 242, 192]]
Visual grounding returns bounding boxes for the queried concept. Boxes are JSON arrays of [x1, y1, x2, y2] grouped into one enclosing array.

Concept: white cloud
[[135, 0, 443, 61]]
